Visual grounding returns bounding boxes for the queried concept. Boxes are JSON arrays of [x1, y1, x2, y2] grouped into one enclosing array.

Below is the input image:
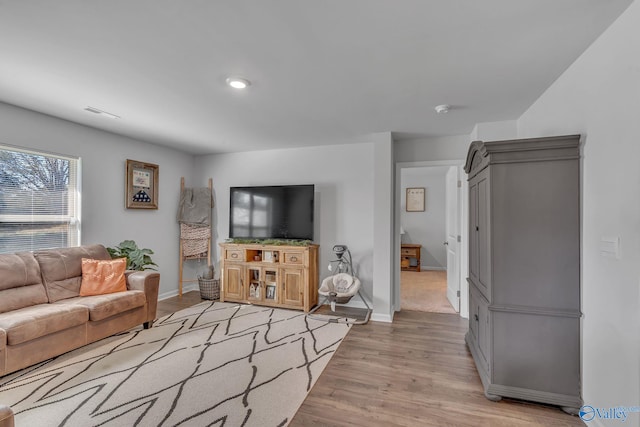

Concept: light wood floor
[[401, 270, 456, 314], [156, 289, 205, 319], [158, 292, 581, 427]]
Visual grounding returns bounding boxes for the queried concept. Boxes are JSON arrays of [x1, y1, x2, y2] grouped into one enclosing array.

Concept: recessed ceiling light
[[226, 77, 251, 89], [434, 104, 451, 114], [85, 106, 120, 119]]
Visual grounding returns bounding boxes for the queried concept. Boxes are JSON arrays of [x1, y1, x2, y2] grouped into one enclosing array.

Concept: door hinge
[[457, 180, 462, 188], [457, 235, 461, 243], [457, 290, 460, 297]]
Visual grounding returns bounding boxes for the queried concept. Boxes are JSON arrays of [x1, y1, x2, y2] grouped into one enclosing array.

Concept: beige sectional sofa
[[0, 404, 12, 427], [0, 244, 160, 378]]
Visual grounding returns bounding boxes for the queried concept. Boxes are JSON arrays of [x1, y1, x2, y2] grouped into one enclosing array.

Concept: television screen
[[229, 184, 314, 240]]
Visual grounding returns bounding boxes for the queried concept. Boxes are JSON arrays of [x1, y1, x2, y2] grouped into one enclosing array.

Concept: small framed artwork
[[126, 159, 159, 209], [406, 187, 425, 212], [249, 283, 261, 299], [263, 251, 274, 263], [265, 284, 277, 301]]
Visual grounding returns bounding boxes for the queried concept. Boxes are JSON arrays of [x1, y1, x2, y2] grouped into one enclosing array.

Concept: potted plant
[[106, 240, 157, 271]]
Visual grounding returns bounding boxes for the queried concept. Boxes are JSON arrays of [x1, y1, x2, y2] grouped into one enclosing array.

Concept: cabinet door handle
[[474, 314, 479, 321], [475, 226, 479, 231], [290, 256, 298, 262], [443, 241, 448, 245], [231, 253, 238, 258]]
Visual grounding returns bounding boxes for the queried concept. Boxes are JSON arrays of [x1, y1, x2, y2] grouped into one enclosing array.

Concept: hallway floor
[[401, 270, 456, 313]]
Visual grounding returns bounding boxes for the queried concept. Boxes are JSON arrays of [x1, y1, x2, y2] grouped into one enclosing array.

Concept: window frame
[[0, 143, 81, 253]]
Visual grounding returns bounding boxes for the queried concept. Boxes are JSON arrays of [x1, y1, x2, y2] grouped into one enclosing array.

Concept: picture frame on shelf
[[265, 271, 276, 283], [406, 187, 425, 212], [126, 159, 159, 209], [263, 251, 274, 263], [265, 284, 276, 300], [249, 283, 260, 299]]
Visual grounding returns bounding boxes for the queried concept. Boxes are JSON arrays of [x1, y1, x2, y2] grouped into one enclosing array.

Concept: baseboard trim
[[338, 296, 372, 310], [421, 266, 446, 271], [371, 312, 394, 323], [158, 284, 199, 301]]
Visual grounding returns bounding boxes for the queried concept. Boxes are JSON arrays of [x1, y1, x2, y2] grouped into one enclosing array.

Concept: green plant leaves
[[106, 240, 157, 271], [226, 238, 312, 246]]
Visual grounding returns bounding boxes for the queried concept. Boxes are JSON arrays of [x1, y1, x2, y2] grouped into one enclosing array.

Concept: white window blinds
[[0, 144, 80, 253]]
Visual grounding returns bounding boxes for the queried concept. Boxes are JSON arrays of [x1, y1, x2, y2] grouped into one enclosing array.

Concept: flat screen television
[[229, 184, 314, 240]]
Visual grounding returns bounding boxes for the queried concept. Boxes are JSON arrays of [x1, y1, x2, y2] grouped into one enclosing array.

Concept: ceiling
[[0, 0, 633, 154]]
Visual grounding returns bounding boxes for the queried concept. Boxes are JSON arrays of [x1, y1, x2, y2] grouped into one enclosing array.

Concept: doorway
[[395, 161, 468, 317]]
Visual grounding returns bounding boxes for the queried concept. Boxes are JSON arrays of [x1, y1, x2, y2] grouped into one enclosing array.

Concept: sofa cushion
[[0, 304, 88, 346], [0, 253, 48, 314], [56, 290, 146, 322], [80, 258, 127, 296], [34, 245, 111, 303]]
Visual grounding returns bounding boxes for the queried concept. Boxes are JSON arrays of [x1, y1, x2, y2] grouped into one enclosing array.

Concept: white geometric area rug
[[0, 302, 351, 426]]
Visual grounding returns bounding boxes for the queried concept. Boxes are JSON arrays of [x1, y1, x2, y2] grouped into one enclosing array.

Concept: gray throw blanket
[[177, 188, 212, 226]]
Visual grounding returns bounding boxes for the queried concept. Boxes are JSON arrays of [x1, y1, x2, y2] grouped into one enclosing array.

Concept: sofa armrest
[[0, 329, 5, 377], [125, 271, 160, 325], [0, 404, 14, 427]]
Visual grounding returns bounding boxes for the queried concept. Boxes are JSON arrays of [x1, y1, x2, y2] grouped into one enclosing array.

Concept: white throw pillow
[[332, 273, 354, 293]]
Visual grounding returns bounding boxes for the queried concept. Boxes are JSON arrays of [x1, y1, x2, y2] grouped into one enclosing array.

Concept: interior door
[[445, 166, 460, 312]]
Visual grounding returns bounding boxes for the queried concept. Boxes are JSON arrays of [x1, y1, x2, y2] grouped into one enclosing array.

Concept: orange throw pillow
[[80, 258, 127, 296]]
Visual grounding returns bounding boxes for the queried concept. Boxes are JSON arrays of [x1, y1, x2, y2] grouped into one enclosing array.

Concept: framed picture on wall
[[126, 159, 159, 209], [406, 187, 425, 212]]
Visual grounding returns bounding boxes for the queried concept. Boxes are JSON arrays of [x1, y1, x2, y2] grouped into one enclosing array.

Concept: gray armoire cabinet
[[464, 135, 582, 413]]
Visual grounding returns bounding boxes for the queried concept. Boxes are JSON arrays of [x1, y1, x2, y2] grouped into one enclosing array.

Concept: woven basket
[[198, 278, 220, 300]]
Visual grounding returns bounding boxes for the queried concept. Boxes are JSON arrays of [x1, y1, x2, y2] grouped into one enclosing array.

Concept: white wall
[[0, 102, 196, 298], [372, 132, 395, 322], [400, 167, 448, 269], [194, 142, 376, 301], [517, 1, 640, 421], [394, 135, 470, 163], [470, 120, 517, 141]]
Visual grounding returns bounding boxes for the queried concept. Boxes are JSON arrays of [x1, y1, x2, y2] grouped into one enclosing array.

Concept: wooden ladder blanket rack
[[178, 177, 213, 296]]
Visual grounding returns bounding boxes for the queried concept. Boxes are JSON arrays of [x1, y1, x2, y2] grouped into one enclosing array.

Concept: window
[[0, 144, 80, 253]]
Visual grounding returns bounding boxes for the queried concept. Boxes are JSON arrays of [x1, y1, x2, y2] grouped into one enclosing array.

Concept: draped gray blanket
[[177, 187, 212, 226]]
